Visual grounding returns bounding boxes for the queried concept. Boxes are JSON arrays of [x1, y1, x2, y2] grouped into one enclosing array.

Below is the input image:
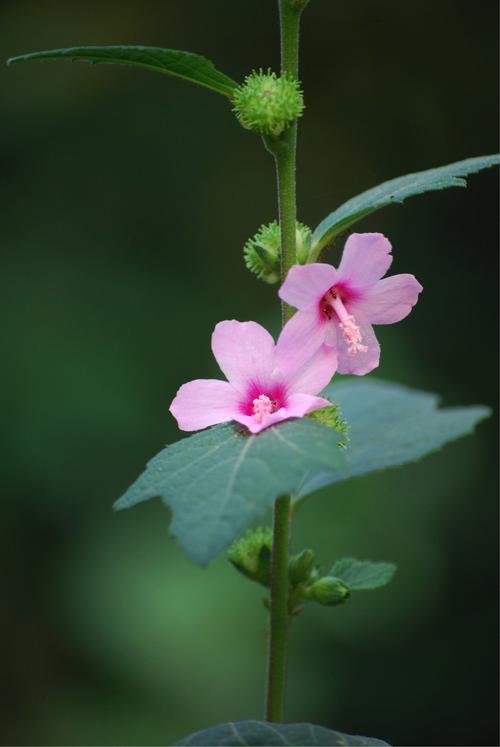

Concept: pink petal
[[285, 393, 332, 418], [274, 308, 327, 378], [336, 233, 393, 288], [284, 343, 337, 396], [353, 274, 423, 324], [211, 320, 275, 394], [169, 379, 240, 431], [331, 312, 381, 375], [279, 263, 337, 310], [234, 408, 289, 434]]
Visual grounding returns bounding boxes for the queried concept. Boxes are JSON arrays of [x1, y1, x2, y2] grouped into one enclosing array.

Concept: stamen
[[338, 315, 368, 354], [328, 289, 368, 355], [252, 394, 276, 422]]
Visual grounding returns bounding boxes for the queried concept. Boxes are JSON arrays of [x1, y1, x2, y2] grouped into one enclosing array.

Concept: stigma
[[252, 394, 276, 422], [326, 289, 368, 355]]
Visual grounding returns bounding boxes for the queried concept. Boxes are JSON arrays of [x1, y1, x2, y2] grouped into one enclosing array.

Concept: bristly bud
[[244, 221, 281, 284], [227, 527, 273, 586], [307, 399, 350, 447], [244, 220, 312, 284], [233, 69, 304, 137], [310, 576, 350, 606]]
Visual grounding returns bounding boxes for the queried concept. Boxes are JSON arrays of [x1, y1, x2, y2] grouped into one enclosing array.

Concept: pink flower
[[169, 319, 337, 434], [279, 232, 423, 375]]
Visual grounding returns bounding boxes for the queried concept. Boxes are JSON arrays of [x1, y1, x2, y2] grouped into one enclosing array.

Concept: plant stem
[[276, 0, 302, 324], [275, 136, 297, 324], [279, 0, 302, 77], [265, 494, 292, 722], [265, 0, 304, 723]]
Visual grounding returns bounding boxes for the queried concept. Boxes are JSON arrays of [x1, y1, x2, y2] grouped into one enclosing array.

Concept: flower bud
[[244, 221, 281, 284], [311, 576, 350, 606], [295, 223, 312, 265], [233, 69, 304, 137], [289, 548, 316, 586], [307, 399, 350, 447], [227, 527, 273, 586], [244, 220, 312, 283]]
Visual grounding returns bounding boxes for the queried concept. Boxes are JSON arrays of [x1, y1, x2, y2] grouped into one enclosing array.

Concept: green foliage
[[174, 720, 389, 746], [7, 45, 238, 97], [114, 419, 348, 565], [233, 69, 304, 136], [244, 220, 311, 283], [310, 154, 500, 257], [287, 552, 394, 610], [297, 379, 491, 500], [227, 527, 273, 586], [115, 379, 489, 565], [331, 558, 396, 590]]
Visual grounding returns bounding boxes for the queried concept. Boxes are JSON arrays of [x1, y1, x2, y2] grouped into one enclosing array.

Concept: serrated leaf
[[310, 154, 500, 256], [174, 720, 390, 746], [331, 558, 396, 590], [7, 45, 238, 97], [115, 420, 348, 565], [296, 379, 490, 500]]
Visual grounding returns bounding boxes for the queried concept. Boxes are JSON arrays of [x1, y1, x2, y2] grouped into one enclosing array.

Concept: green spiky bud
[[227, 527, 273, 586], [244, 220, 312, 284], [310, 576, 350, 606], [307, 399, 350, 447], [233, 69, 304, 137], [244, 221, 281, 284]]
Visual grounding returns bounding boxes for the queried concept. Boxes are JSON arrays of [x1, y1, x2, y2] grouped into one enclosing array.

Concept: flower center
[[323, 289, 368, 355], [252, 394, 276, 422]]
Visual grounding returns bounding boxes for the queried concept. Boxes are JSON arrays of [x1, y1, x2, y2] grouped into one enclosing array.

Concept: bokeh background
[[1, 1, 498, 745]]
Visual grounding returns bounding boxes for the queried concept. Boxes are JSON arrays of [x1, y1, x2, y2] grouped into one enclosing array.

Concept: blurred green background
[[1, 1, 498, 745]]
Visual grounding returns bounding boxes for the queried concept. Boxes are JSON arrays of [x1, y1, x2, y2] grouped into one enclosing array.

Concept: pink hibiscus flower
[[278, 232, 423, 375], [170, 319, 337, 434]]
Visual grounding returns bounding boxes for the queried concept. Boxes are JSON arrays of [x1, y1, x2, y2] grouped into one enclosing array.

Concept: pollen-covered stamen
[[252, 394, 276, 422], [339, 316, 368, 355], [328, 289, 368, 355]]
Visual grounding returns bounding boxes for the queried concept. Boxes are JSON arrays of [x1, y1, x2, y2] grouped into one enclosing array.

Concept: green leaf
[[114, 381, 488, 564], [7, 45, 238, 97], [114, 420, 348, 565], [297, 378, 490, 500], [331, 557, 396, 590], [174, 720, 390, 746], [310, 154, 500, 256]]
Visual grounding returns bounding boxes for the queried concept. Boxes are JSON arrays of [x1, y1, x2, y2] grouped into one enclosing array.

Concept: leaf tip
[[112, 495, 128, 512], [477, 404, 493, 420]]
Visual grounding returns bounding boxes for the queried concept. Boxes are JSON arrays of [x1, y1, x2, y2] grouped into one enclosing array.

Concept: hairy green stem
[[265, 0, 305, 724], [277, 0, 302, 323], [275, 134, 297, 324], [279, 0, 302, 77], [265, 494, 292, 722]]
